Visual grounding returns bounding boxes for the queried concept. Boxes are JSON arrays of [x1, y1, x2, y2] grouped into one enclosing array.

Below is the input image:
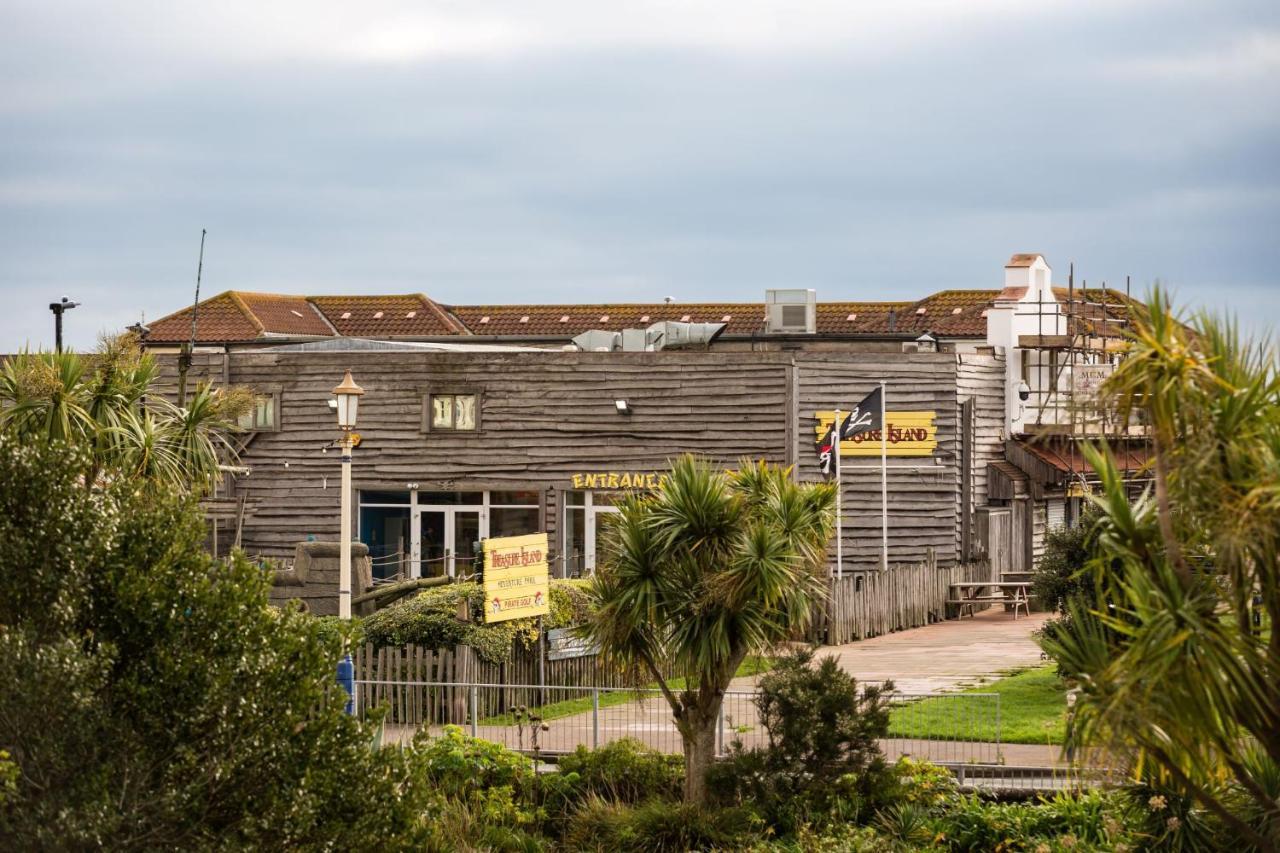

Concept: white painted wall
[[985, 254, 1067, 435]]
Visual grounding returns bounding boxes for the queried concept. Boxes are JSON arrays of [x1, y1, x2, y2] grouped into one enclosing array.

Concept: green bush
[[361, 579, 593, 664], [927, 789, 1141, 852], [410, 725, 536, 798], [708, 648, 895, 832], [561, 798, 762, 852], [556, 738, 684, 805], [0, 439, 425, 849]]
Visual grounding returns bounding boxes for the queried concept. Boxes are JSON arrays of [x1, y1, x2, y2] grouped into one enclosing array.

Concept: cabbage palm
[[1042, 290, 1280, 849], [584, 455, 836, 804], [0, 335, 247, 496]]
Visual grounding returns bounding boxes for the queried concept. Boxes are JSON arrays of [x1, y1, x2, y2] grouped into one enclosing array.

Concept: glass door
[[453, 510, 481, 578], [413, 507, 483, 578], [414, 509, 448, 578]]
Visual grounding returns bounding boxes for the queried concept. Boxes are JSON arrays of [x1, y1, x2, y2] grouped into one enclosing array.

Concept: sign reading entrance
[[570, 471, 664, 490], [813, 411, 939, 457], [482, 533, 550, 623]]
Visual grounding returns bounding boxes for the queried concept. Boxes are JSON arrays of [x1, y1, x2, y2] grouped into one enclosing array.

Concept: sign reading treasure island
[[813, 411, 939, 457], [483, 533, 550, 623]]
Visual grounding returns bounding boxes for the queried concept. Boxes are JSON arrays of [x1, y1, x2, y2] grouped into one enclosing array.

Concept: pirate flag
[[815, 387, 884, 477], [841, 386, 883, 440]]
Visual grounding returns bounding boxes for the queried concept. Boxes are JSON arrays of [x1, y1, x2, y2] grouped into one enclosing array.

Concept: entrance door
[[413, 508, 482, 578], [585, 504, 620, 574]]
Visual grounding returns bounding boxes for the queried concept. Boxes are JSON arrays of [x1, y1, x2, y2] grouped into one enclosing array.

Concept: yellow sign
[[570, 471, 665, 490], [483, 533, 550, 623], [814, 411, 939, 457]]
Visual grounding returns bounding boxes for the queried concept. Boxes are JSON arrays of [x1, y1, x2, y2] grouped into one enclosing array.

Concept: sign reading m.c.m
[[813, 411, 938, 457]]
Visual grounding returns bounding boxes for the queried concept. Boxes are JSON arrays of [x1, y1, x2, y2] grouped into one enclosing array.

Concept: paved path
[[756, 606, 1053, 694]]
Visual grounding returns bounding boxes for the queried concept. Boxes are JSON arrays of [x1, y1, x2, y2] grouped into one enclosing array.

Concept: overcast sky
[[2, 0, 1277, 350]]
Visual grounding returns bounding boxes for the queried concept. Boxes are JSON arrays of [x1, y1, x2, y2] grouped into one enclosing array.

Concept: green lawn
[[887, 665, 1068, 745], [478, 655, 775, 726]]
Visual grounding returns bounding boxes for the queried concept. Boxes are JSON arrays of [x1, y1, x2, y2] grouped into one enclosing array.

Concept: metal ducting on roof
[[572, 322, 727, 352]]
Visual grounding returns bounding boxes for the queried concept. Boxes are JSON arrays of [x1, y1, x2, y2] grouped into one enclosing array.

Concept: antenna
[[177, 229, 207, 407]]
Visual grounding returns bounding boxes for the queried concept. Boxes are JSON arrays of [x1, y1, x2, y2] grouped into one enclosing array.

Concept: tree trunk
[[680, 712, 718, 805]]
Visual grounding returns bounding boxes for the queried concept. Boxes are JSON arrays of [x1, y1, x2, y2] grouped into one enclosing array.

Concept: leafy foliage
[[0, 438, 424, 849], [1039, 290, 1280, 848], [1032, 505, 1104, 613], [0, 337, 250, 495], [361, 579, 592, 664], [584, 455, 836, 803], [555, 738, 684, 804], [708, 648, 895, 832]]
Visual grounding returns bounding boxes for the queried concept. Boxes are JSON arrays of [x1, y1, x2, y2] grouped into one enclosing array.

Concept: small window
[[423, 392, 480, 432], [237, 393, 278, 431]]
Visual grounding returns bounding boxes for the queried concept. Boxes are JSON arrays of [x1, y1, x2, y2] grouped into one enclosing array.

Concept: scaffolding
[[1016, 265, 1146, 496]]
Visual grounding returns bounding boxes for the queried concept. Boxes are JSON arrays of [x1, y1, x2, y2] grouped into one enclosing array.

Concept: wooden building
[[156, 344, 1007, 579]]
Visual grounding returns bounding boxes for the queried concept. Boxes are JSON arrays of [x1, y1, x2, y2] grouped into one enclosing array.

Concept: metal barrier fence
[[353, 680, 1003, 767]]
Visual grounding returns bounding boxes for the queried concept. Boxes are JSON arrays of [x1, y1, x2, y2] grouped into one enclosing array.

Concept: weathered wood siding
[[155, 350, 791, 560], [794, 353, 962, 568]]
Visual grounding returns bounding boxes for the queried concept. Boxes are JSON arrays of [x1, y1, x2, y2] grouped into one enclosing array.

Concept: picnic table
[[948, 581, 1032, 620]]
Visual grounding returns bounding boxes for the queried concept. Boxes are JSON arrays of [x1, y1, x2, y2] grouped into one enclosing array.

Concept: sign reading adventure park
[[813, 411, 939, 457], [482, 533, 550, 623]]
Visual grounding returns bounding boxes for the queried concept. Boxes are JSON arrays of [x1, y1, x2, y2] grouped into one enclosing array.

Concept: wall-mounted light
[[327, 398, 338, 411], [614, 399, 632, 416]]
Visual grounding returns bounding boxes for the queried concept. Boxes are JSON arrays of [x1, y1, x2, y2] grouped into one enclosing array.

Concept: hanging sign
[[546, 627, 600, 661], [813, 411, 938, 457], [1071, 364, 1113, 399], [483, 533, 550, 623]]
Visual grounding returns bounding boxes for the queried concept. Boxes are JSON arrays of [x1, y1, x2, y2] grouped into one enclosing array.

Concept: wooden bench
[[948, 581, 1032, 620]]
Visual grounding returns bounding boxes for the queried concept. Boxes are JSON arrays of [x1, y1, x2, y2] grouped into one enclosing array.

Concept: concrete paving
[[748, 606, 1054, 694]]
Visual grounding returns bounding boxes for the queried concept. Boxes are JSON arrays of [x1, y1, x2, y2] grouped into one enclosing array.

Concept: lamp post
[[49, 296, 81, 353], [332, 369, 365, 620]]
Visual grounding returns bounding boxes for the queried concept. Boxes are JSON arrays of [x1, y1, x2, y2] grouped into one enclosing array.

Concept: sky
[[2, 0, 1278, 351]]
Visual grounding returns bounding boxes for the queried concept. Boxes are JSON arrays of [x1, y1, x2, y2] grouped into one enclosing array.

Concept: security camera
[[1016, 381, 1031, 402]]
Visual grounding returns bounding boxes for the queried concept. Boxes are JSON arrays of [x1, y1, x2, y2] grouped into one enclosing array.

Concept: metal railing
[[352, 679, 1004, 767]]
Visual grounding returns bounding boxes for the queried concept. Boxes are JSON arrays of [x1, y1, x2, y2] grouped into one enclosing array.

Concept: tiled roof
[[142, 286, 1138, 345], [145, 292, 263, 343], [237, 293, 333, 337], [309, 294, 465, 337]]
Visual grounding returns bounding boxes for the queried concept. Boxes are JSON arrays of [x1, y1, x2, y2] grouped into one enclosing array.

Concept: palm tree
[[1042, 290, 1280, 849], [0, 334, 249, 496], [583, 455, 836, 804]]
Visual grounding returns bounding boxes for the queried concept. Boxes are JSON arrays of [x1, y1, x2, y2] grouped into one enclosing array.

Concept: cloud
[[0, 0, 1277, 349]]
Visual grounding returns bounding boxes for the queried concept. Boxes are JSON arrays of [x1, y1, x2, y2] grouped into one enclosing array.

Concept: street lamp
[[332, 369, 365, 620], [49, 296, 81, 353]]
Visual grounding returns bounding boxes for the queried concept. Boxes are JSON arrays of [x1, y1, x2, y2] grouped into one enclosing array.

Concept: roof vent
[[721, 314, 731, 322], [599, 314, 609, 323], [373, 311, 384, 319], [639, 315, 650, 323], [519, 315, 529, 324], [916, 307, 927, 315], [846, 313, 857, 322], [479, 316, 490, 324], [952, 307, 963, 315], [290, 309, 304, 318], [765, 289, 817, 334], [680, 314, 691, 322], [406, 310, 417, 318], [560, 315, 569, 323], [340, 312, 352, 320]]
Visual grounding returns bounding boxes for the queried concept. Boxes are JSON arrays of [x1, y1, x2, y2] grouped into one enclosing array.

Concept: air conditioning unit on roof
[[765, 289, 816, 334]]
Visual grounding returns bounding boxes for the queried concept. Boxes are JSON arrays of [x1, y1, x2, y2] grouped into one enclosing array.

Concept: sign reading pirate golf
[[482, 533, 550, 623]]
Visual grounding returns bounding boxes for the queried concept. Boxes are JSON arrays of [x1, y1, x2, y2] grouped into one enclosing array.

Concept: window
[[423, 392, 480, 431], [237, 393, 278, 431]]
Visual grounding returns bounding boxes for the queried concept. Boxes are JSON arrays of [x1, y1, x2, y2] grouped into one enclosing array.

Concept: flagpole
[[880, 381, 888, 571], [833, 407, 843, 581]]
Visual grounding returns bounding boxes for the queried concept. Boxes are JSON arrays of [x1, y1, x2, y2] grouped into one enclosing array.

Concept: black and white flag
[[840, 386, 883, 440]]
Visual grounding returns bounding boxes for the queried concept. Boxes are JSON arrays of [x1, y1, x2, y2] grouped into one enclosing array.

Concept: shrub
[[0, 439, 423, 849], [892, 757, 959, 807], [361, 579, 592, 664], [928, 790, 1142, 852], [707, 648, 895, 832], [556, 738, 684, 805], [561, 798, 762, 852], [409, 725, 536, 798]]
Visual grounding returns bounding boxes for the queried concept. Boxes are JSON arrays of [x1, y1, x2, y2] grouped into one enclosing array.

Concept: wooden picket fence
[[814, 554, 993, 645], [352, 638, 655, 725]]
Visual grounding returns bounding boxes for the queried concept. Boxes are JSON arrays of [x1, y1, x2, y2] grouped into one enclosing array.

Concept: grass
[[886, 664, 1068, 745], [478, 655, 775, 725]]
